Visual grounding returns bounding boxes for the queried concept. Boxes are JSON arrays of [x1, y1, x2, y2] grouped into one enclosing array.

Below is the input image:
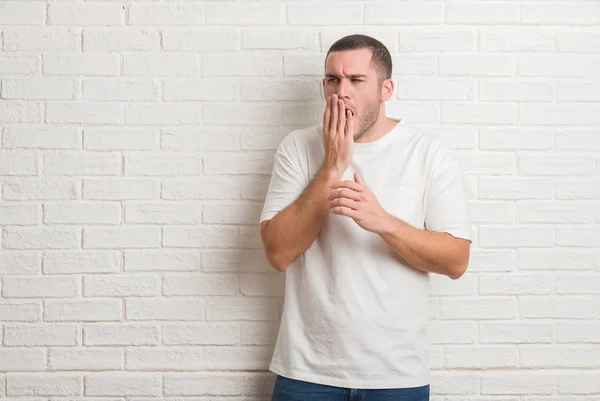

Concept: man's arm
[[260, 167, 340, 272], [260, 94, 354, 272]]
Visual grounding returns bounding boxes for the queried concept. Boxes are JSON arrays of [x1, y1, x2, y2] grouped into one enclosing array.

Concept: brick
[[49, 348, 122, 371], [0, 151, 39, 175], [162, 28, 239, 51], [203, 152, 274, 174], [479, 274, 553, 295], [163, 79, 237, 101], [479, 322, 553, 344], [283, 101, 322, 125], [397, 77, 474, 100], [83, 79, 158, 101], [206, 3, 282, 25], [3, 178, 77, 201], [206, 298, 280, 321], [480, 372, 555, 395], [4, 127, 81, 149], [2, 77, 77, 100], [163, 373, 245, 396], [84, 28, 158, 51], [85, 373, 161, 396], [125, 202, 202, 224], [520, 103, 598, 125], [365, 2, 442, 25], [517, 55, 600, 78], [202, 250, 271, 273], [124, 250, 201, 272], [203, 53, 281, 76], [441, 297, 517, 319], [468, 250, 516, 273], [557, 373, 600, 395], [240, 273, 285, 297], [3, 28, 79, 51], [243, 28, 318, 50], [0, 302, 39, 322], [427, 321, 477, 345], [83, 227, 160, 249], [289, 3, 361, 25], [240, 128, 286, 151], [429, 273, 477, 296], [0, 55, 39, 74], [555, 322, 600, 343], [479, 226, 554, 248], [240, 322, 279, 345], [48, 3, 123, 25], [45, 300, 121, 322], [284, 53, 324, 76], [124, 153, 202, 176], [203, 202, 263, 225], [84, 274, 159, 297], [163, 274, 239, 296], [520, 296, 597, 319], [43, 52, 119, 76], [521, 345, 600, 368], [129, 3, 203, 25], [162, 323, 238, 346], [126, 348, 203, 371], [0, 252, 40, 275], [3, 276, 78, 298], [556, 273, 600, 294], [430, 372, 478, 395], [161, 129, 238, 151], [83, 178, 159, 200], [240, 176, 269, 199], [6, 373, 82, 396], [557, 31, 600, 53], [162, 177, 239, 200], [478, 177, 553, 200], [245, 372, 277, 396], [480, 28, 554, 53], [519, 201, 595, 224], [239, 226, 263, 250], [84, 127, 158, 150], [468, 201, 516, 224], [3, 227, 80, 250], [83, 323, 159, 346], [240, 78, 319, 101], [558, 226, 600, 246], [46, 102, 123, 124], [556, 179, 600, 199], [163, 226, 238, 248], [558, 81, 600, 101], [125, 102, 203, 125], [480, 128, 552, 150], [0, 101, 42, 123], [123, 53, 198, 77], [4, 324, 78, 346], [444, 346, 518, 368], [0, 348, 46, 372], [440, 55, 513, 76], [400, 28, 473, 52], [44, 152, 121, 175], [442, 102, 517, 124], [519, 249, 594, 271], [446, 2, 519, 25], [457, 153, 515, 175], [0, 2, 44, 24], [479, 80, 554, 102], [521, 2, 600, 25], [44, 251, 121, 274], [203, 346, 271, 370], [126, 298, 205, 321]]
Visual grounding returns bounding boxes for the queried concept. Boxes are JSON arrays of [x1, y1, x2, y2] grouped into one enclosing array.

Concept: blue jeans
[[271, 375, 430, 401]]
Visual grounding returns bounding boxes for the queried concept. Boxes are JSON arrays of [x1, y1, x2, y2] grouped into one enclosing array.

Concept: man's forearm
[[376, 216, 470, 279], [261, 167, 340, 271]]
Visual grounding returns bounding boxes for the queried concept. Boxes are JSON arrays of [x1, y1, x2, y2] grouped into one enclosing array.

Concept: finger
[[328, 188, 361, 202], [345, 108, 354, 138], [323, 95, 331, 135], [354, 172, 363, 184], [331, 180, 364, 192], [330, 197, 359, 210], [337, 98, 346, 137], [330, 94, 338, 134], [331, 206, 357, 218]]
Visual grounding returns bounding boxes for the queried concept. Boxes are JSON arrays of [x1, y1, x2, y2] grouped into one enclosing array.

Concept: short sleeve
[[424, 140, 472, 242], [260, 132, 309, 223]]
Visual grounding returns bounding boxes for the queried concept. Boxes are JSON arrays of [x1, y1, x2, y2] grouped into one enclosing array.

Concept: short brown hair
[[325, 34, 392, 83]]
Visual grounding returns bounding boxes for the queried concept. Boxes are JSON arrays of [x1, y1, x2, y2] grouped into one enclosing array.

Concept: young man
[[259, 34, 472, 401]]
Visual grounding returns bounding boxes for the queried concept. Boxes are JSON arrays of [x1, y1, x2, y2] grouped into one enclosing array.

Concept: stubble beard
[[352, 102, 380, 141]]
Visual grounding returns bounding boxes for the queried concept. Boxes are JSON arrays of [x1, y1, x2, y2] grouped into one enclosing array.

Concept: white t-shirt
[[260, 119, 471, 389]]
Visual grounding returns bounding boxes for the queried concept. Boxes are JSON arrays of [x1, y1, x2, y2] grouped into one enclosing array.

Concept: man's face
[[323, 48, 382, 140]]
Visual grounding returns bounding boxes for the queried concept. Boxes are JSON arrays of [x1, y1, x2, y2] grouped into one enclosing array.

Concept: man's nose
[[336, 79, 351, 100]]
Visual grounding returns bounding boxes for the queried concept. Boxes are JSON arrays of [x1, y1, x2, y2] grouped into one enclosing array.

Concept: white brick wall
[[1, 1, 599, 399]]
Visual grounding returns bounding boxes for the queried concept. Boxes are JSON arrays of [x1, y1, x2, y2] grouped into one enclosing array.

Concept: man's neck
[[355, 116, 400, 144]]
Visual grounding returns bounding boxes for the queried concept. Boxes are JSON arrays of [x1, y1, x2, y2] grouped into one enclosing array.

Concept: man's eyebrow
[[325, 73, 367, 79]]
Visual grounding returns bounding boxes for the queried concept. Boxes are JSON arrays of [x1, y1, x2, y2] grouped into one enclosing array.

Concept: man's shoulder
[[277, 125, 321, 152]]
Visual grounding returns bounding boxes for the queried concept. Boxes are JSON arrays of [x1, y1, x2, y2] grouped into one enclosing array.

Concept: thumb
[[354, 172, 363, 184]]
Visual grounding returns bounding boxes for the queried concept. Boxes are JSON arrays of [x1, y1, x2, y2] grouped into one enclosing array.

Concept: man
[[259, 34, 471, 401]]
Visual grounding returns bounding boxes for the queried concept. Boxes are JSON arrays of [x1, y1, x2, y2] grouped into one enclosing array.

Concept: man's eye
[[352, 79, 363, 82], [328, 78, 339, 83]]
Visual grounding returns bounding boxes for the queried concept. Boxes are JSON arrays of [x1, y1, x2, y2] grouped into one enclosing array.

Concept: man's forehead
[[324, 49, 375, 75]]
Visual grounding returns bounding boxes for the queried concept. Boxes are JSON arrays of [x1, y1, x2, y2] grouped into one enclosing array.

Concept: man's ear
[[321, 78, 327, 100], [380, 78, 394, 102]]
